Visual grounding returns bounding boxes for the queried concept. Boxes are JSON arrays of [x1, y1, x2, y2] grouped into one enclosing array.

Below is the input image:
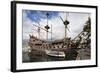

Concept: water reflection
[[22, 48, 78, 63]]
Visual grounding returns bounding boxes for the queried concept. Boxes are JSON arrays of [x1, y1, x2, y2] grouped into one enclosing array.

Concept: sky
[[22, 10, 90, 41]]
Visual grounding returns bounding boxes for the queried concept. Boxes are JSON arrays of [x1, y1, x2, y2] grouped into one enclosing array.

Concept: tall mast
[[60, 13, 69, 43], [45, 13, 50, 41], [37, 22, 40, 39], [64, 12, 69, 42], [51, 24, 52, 41]]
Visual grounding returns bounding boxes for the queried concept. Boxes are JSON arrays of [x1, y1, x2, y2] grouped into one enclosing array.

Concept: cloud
[[22, 10, 90, 40], [67, 13, 89, 39], [23, 10, 59, 23]]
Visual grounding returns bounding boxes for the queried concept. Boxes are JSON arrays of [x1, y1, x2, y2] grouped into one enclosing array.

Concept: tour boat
[[45, 49, 65, 58]]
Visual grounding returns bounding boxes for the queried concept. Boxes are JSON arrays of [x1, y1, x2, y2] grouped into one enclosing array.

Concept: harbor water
[[22, 47, 78, 63]]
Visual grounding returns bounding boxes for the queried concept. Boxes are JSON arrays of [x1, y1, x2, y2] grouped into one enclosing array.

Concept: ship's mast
[[45, 13, 50, 41], [64, 17, 69, 42], [51, 24, 52, 41], [60, 13, 69, 44], [37, 22, 40, 39]]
